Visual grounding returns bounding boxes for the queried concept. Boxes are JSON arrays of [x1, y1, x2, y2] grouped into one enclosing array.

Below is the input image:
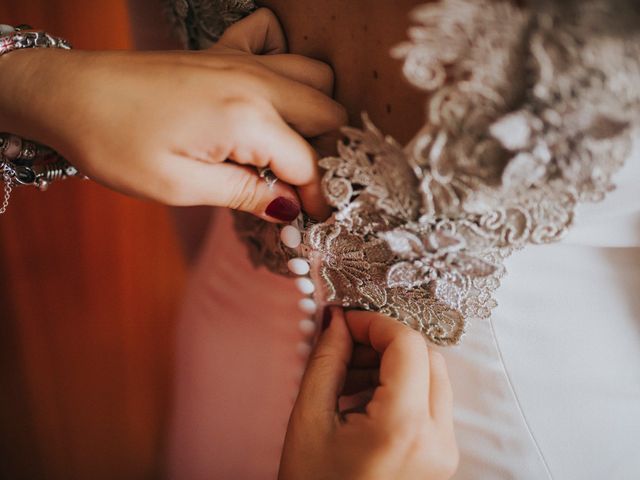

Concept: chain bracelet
[[1, 162, 14, 215], [0, 26, 71, 55], [0, 24, 76, 215]]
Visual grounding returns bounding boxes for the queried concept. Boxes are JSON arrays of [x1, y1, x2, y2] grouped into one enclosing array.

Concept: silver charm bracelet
[[0, 24, 81, 215]]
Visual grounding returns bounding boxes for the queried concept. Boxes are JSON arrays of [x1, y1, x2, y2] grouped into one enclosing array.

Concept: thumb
[[295, 308, 353, 418], [216, 8, 287, 54], [208, 162, 302, 222], [162, 157, 301, 223]]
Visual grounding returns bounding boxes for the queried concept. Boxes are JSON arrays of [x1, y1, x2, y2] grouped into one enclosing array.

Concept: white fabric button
[[0, 25, 16, 35], [295, 277, 315, 295], [298, 318, 316, 335], [293, 368, 305, 381], [298, 298, 317, 315], [280, 225, 302, 249], [288, 258, 309, 275], [296, 342, 312, 357]]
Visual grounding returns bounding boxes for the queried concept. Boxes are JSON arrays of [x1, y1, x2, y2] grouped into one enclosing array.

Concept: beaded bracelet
[[0, 24, 80, 215]]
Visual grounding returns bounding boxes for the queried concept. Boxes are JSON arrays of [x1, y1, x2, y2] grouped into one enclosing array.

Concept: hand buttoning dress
[[159, 1, 640, 478]]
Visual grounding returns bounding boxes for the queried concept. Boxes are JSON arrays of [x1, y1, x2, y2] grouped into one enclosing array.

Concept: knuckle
[[430, 349, 445, 363], [369, 424, 396, 450], [429, 350, 449, 375], [436, 446, 460, 478], [400, 329, 428, 350], [156, 177, 190, 205], [307, 349, 334, 372], [395, 414, 421, 439], [223, 96, 259, 118], [372, 416, 417, 451], [314, 60, 335, 89], [449, 447, 461, 474], [291, 56, 336, 95], [405, 328, 425, 342], [228, 171, 261, 211], [231, 146, 252, 165], [222, 96, 271, 128], [304, 351, 343, 382], [232, 145, 269, 168], [336, 103, 348, 125], [254, 7, 277, 25], [425, 430, 459, 478], [216, 63, 270, 94], [289, 399, 308, 424], [234, 61, 270, 84], [205, 143, 230, 163]]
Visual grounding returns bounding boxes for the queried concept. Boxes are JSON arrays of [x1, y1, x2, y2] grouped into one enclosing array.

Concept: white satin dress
[[167, 138, 640, 480], [123, 0, 640, 477], [440, 138, 640, 480]]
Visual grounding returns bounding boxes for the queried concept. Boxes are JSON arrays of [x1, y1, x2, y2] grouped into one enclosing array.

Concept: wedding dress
[[164, 1, 640, 478]]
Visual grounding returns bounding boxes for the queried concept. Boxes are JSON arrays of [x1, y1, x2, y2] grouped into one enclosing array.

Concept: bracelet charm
[[0, 24, 78, 215]]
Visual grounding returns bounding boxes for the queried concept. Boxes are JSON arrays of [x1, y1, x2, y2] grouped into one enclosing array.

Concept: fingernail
[[321, 307, 332, 331], [265, 197, 300, 222]]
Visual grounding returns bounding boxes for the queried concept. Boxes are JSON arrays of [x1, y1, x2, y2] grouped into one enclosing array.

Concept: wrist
[[0, 48, 78, 148]]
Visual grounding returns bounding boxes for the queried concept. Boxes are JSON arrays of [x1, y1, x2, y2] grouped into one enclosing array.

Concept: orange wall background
[[0, 1, 186, 478]]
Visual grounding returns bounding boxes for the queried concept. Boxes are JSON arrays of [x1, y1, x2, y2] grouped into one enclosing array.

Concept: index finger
[[345, 311, 431, 421], [216, 8, 287, 55]]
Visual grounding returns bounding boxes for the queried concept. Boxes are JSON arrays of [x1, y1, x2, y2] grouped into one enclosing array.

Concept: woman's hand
[[0, 9, 345, 221], [279, 308, 459, 480]]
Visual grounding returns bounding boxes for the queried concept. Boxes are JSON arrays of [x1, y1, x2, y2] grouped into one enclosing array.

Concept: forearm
[[0, 49, 40, 135], [0, 49, 62, 143], [0, 48, 89, 157]]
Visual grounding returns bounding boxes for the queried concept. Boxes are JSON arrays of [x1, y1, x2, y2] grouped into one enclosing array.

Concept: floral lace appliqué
[[235, 0, 640, 345]]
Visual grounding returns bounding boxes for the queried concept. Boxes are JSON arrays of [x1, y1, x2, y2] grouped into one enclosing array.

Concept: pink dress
[[166, 210, 312, 479], [128, 1, 640, 477], [167, 147, 640, 480]]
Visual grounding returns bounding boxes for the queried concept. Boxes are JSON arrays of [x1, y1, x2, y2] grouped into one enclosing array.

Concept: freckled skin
[[258, 0, 427, 144]]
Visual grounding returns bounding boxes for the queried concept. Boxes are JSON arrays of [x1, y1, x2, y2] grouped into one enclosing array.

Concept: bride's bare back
[[161, 6, 432, 477], [261, 0, 425, 144], [158, 3, 640, 480]]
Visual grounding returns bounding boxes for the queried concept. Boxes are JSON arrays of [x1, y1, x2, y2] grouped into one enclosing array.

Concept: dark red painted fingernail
[[322, 307, 332, 331], [265, 197, 300, 222]]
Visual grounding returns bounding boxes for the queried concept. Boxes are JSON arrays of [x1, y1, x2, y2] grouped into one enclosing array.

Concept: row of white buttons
[[280, 221, 319, 362]]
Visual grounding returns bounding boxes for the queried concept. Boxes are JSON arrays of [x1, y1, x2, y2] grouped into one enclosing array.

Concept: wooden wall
[[0, 1, 186, 478]]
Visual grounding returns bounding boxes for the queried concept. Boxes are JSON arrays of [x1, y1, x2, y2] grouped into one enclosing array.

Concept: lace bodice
[[170, 0, 640, 345]]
